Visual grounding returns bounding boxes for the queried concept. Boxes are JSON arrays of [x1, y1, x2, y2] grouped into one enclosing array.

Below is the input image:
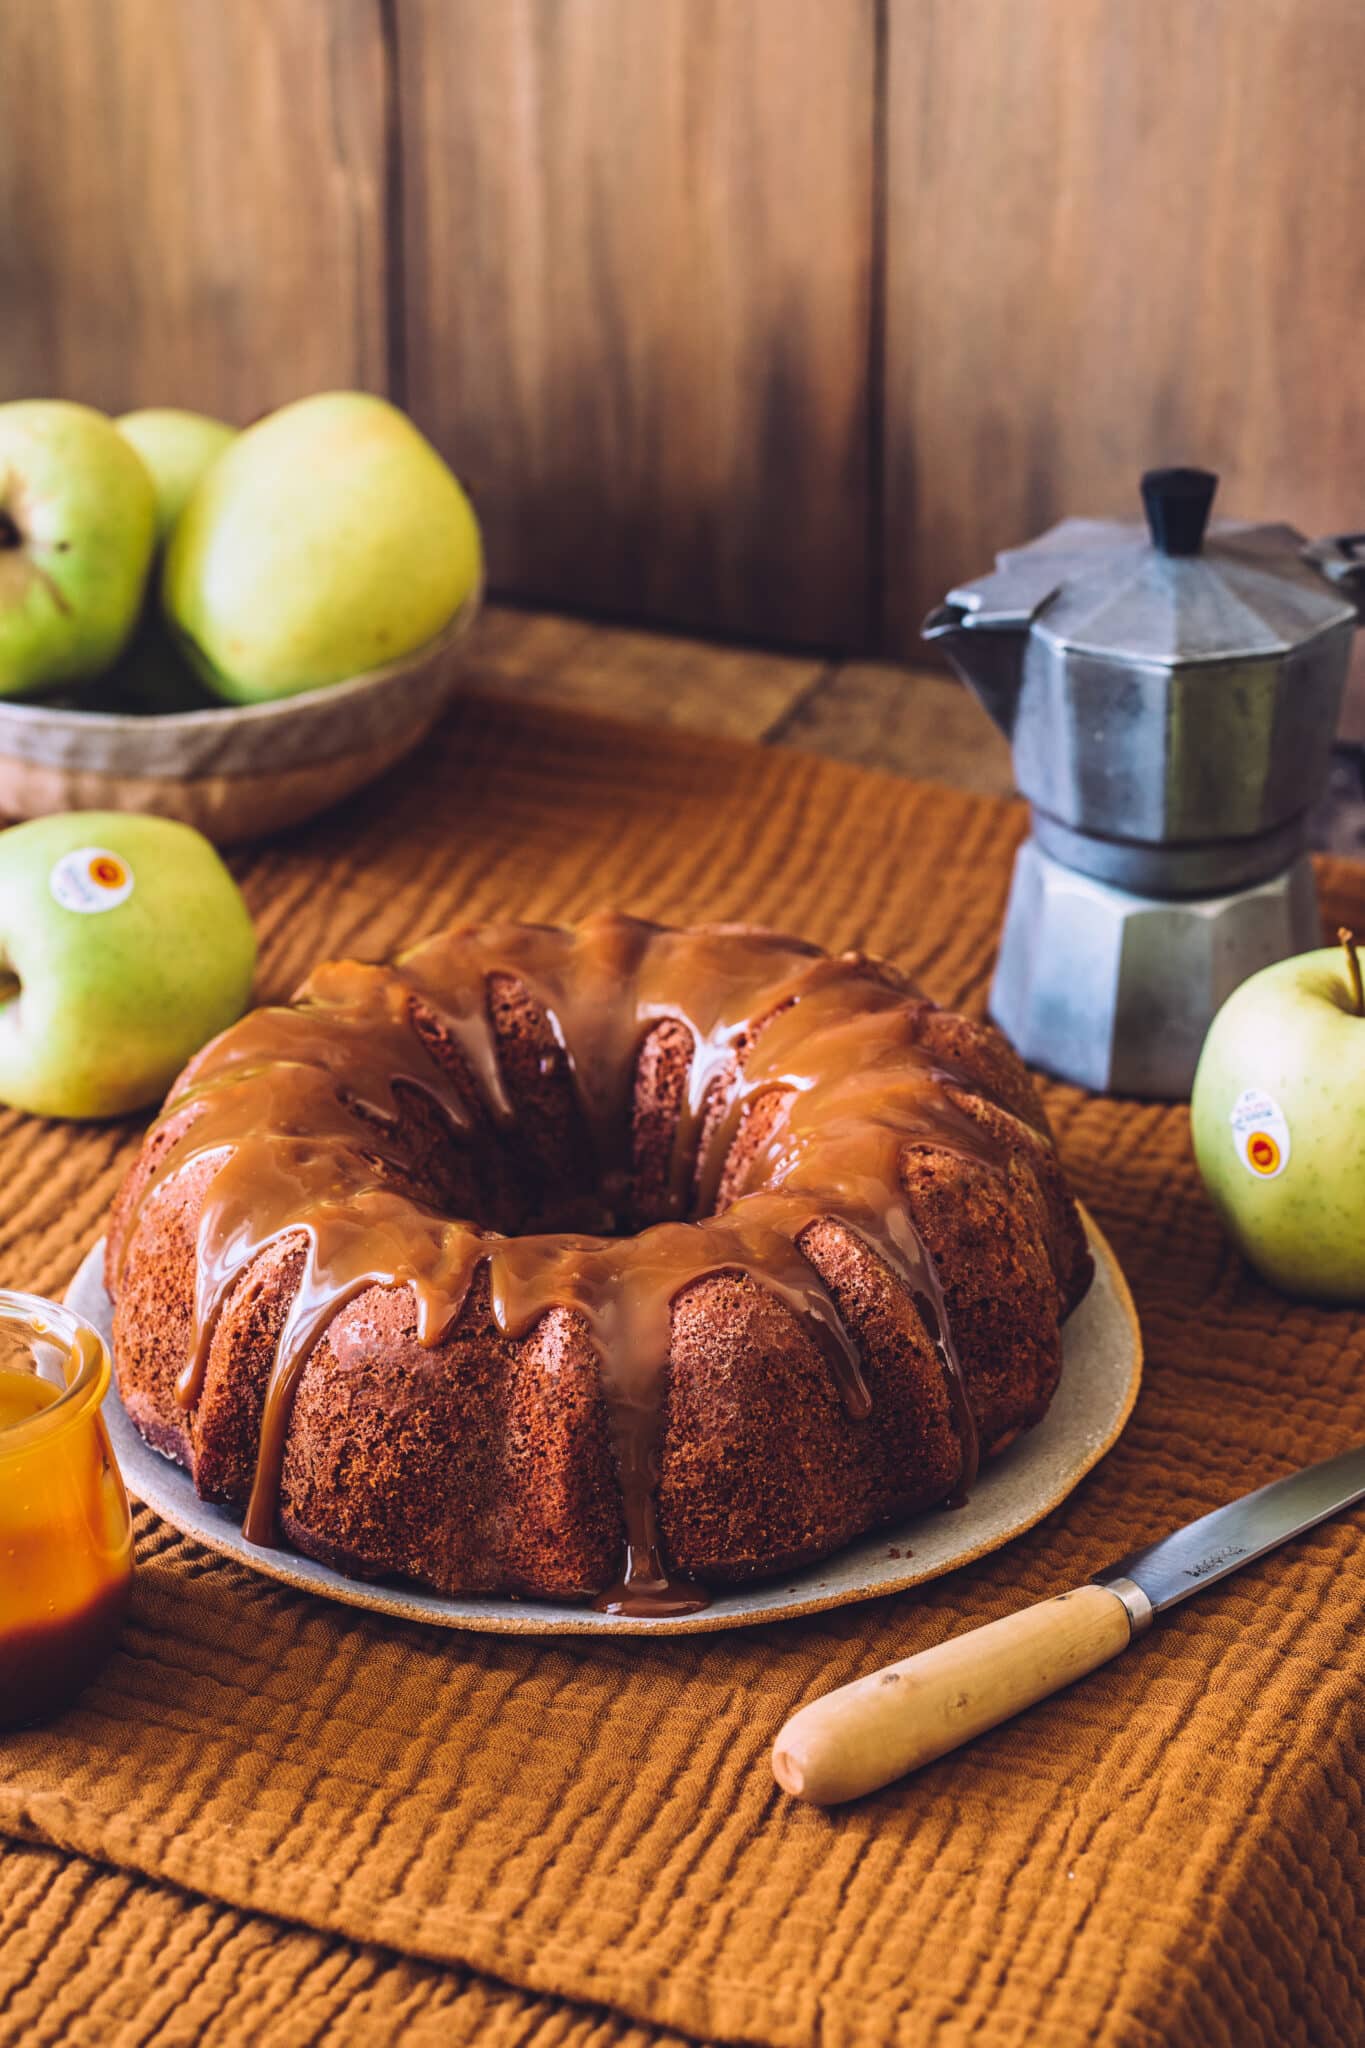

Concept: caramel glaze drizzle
[[114, 913, 1019, 1616]]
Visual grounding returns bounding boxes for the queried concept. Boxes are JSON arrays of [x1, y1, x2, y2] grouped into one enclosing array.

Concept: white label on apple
[[1229, 1087, 1291, 1181], [49, 848, 135, 914]]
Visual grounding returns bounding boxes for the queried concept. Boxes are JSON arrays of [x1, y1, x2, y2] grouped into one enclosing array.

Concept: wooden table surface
[[464, 602, 1365, 858], [463, 603, 1017, 797]]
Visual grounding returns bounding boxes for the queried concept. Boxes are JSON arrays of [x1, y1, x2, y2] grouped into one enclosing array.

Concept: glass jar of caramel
[[0, 1291, 134, 1730]]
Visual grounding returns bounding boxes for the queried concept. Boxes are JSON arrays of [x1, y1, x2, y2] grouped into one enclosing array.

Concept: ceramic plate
[[69, 1209, 1140, 1636]]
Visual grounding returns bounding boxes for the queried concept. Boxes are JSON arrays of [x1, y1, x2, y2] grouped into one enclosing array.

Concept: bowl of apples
[[0, 393, 483, 845]]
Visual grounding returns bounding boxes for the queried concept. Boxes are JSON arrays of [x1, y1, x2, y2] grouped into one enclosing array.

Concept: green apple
[[1190, 935, 1365, 1302], [0, 812, 256, 1120], [163, 391, 482, 703], [0, 401, 156, 699], [115, 408, 235, 543]]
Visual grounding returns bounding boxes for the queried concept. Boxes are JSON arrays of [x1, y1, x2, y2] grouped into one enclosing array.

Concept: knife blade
[[1097, 1441, 1365, 1622], [772, 1442, 1365, 1806]]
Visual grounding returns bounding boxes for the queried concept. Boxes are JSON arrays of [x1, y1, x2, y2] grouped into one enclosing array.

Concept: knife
[[772, 1443, 1365, 1805]]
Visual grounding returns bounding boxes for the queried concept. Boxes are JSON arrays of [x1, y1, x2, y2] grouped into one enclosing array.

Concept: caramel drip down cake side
[[106, 915, 1092, 1612]]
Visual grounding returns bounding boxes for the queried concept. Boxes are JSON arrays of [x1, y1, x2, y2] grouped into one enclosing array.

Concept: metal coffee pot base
[[990, 838, 1320, 1099]]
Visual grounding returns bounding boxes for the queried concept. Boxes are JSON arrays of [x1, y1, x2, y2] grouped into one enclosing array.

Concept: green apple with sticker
[[1190, 931, 1365, 1303], [0, 812, 256, 1119]]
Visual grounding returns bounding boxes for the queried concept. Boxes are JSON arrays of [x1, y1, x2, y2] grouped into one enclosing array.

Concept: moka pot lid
[[945, 469, 1360, 669]]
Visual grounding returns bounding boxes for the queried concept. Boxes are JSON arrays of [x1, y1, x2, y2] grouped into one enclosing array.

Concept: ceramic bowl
[[0, 590, 481, 846]]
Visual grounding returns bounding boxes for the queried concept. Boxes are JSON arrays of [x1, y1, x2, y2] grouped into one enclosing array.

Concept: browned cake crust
[[106, 918, 1092, 1607]]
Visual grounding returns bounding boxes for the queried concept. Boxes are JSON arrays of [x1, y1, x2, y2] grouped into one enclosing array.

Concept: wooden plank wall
[[0, 0, 389, 418], [3, 0, 1365, 672], [883, 0, 1365, 662], [398, 0, 876, 646]]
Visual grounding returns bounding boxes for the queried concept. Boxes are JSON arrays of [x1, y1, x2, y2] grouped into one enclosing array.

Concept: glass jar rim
[[0, 1288, 110, 1455]]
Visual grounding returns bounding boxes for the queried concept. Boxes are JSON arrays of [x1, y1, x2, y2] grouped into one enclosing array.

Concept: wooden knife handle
[[772, 1583, 1136, 1806]]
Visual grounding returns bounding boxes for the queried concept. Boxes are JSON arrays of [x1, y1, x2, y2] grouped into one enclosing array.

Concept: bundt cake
[[107, 913, 1093, 1614]]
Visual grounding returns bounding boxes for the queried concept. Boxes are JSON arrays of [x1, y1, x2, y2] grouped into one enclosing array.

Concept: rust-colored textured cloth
[[2, 697, 1364, 2048]]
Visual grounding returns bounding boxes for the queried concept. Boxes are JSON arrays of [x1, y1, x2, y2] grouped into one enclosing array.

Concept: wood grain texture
[[464, 603, 826, 740], [397, 0, 876, 647], [884, 0, 1365, 662], [0, 0, 389, 417], [9, 0, 1365, 719], [770, 659, 1015, 794]]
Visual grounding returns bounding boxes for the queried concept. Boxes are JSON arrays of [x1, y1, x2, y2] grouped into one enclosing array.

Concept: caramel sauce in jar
[[0, 1294, 134, 1730]]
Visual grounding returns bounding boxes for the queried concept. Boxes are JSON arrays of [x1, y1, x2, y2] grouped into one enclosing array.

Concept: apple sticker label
[[49, 848, 135, 914], [1230, 1087, 1290, 1180]]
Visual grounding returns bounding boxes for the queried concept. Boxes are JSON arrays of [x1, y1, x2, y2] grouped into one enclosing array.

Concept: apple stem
[[1340, 927, 1364, 1018]]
